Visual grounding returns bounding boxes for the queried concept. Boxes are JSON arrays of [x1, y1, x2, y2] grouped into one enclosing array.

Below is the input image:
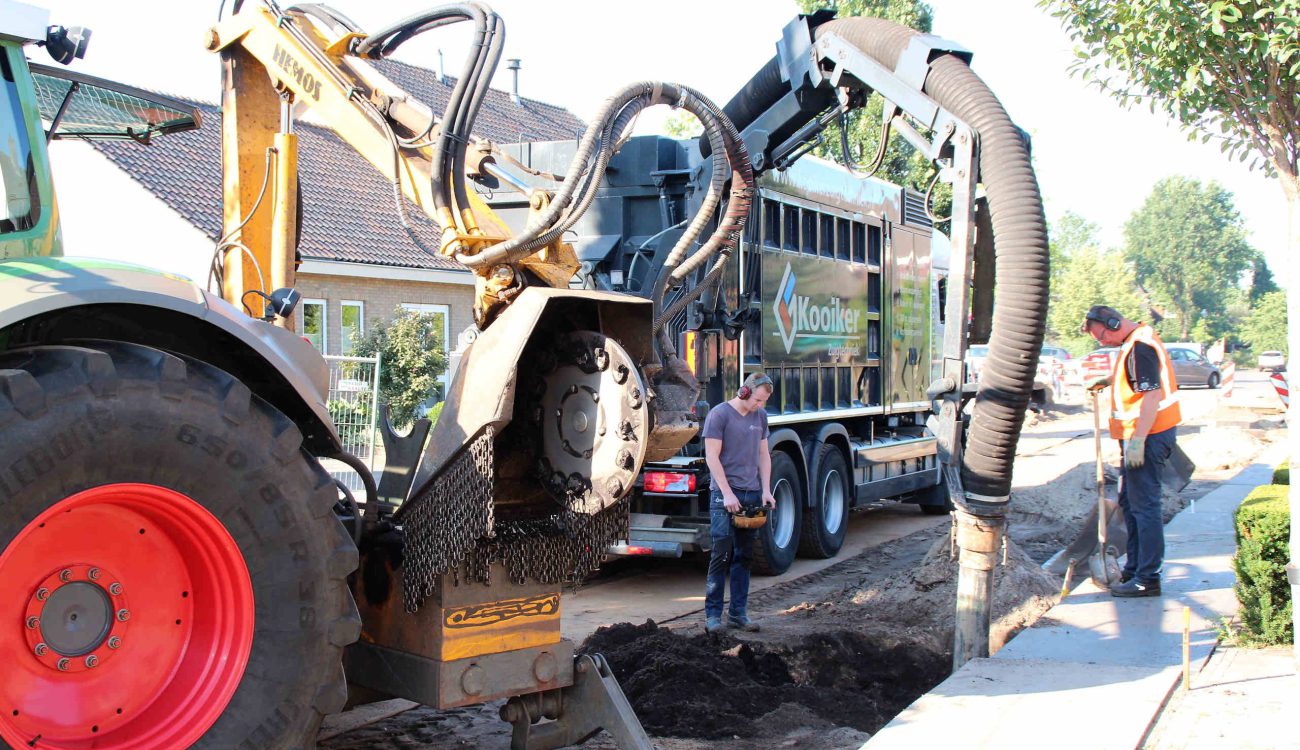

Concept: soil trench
[[322, 385, 1280, 750]]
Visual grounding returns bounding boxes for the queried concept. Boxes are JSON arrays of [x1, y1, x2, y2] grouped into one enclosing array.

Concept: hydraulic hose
[[814, 19, 1049, 509], [456, 81, 746, 273]]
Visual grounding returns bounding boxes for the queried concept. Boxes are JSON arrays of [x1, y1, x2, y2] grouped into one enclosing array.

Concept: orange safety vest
[[1109, 325, 1181, 440]]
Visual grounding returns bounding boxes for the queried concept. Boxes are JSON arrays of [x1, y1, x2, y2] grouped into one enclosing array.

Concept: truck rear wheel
[[752, 451, 801, 575], [0, 342, 359, 750], [798, 443, 849, 559]]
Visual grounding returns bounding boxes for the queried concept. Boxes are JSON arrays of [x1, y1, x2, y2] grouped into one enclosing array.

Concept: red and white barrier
[[1220, 361, 1236, 398], [1270, 371, 1289, 408]]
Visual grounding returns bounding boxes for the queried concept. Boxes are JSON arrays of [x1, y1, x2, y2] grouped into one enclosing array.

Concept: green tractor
[[0, 5, 360, 748]]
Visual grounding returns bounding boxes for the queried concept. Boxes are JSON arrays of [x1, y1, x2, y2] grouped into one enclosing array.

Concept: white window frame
[[340, 300, 365, 355], [299, 297, 328, 354], [400, 302, 451, 393]]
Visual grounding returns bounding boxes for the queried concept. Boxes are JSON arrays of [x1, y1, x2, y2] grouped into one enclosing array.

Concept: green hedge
[[1232, 485, 1292, 645], [1275, 461, 1290, 485]]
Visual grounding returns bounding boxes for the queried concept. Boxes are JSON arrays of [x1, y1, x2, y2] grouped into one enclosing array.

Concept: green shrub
[[1274, 461, 1290, 485], [1231, 485, 1292, 645]]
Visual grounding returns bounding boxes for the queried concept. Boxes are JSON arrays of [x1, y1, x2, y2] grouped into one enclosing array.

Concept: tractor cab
[[1, 0, 200, 260]]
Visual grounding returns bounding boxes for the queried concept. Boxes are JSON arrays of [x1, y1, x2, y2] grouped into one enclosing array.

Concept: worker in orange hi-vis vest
[[1081, 305, 1182, 598]]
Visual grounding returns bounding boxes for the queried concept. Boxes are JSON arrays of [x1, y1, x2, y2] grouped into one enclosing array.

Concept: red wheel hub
[[0, 484, 254, 749]]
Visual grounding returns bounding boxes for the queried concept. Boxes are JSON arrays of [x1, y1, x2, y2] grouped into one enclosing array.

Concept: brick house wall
[[295, 271, 475, 356]]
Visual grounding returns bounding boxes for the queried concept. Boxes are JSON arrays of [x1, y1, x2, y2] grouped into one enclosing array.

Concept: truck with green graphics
[[553, 144, 951, 571], [489, 142, 951, 575]]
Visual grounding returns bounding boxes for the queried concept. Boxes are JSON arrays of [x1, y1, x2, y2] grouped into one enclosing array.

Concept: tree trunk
[[1285, 185, 1298, 670]]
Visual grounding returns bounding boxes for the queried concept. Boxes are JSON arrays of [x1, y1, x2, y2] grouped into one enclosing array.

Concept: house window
[[400, 302, 451, 401], [340, 300, 364, 355], [300, 298, 327, 353]]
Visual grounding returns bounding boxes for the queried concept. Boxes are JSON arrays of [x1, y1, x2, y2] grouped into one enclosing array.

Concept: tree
[[1040, 2, 1298, 218], [1240, 290, 1289, 355], [662, 111, 702, 138], [795, 1, 943, 210], [1039, 0, 1300, 661], [1122, 176, 1255, 339], [1249, 254, 1280, 302], [352, 308, 448, 429], [1048, 246, 1145, 356]]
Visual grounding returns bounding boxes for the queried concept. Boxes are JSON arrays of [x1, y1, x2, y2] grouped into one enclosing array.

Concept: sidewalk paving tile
[[864, 447, 1289, 750]]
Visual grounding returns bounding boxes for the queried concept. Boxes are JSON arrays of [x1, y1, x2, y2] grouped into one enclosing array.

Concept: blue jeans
[[705, 488, 761, 621], [1118, 428, 1176, 584]]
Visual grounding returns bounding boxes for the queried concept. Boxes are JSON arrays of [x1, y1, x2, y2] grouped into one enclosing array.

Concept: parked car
[[1165, 342, 1206, 359], [1080, 347, 1119, 384], [1039, 345, 1070, 388], [967, 344, 989, 381], [1258, 351, 1287, 373], [1168, 347, 1220, 388]]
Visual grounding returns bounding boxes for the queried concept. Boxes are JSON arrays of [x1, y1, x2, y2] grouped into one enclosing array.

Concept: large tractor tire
[[798, 443, 850, 559], [752, 451, 801, 576], [0, 342, 360, 750]]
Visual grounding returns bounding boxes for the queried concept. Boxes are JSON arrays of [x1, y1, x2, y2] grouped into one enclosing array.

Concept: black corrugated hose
[[811, 19, 1049, 509]]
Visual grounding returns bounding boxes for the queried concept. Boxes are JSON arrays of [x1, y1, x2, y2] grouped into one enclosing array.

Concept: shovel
[[1088, 388, 1123, 587]]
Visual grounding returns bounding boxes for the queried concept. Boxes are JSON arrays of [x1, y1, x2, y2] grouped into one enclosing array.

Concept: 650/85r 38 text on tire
[[0, 342, 360, 750]]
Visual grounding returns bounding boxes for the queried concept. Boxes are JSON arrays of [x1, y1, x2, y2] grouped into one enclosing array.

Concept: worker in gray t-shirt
[[701, 372, 776, 633]]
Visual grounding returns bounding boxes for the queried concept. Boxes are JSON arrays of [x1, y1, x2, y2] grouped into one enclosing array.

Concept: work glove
[[1085, 375, 1112, 393], [1125, 436, 1146, 469]]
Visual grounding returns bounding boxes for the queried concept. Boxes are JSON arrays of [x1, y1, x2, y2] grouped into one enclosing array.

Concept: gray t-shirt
[[701, 402, 770, 492]]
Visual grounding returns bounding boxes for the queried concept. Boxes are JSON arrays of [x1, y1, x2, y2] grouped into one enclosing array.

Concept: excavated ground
[[580, 621, 947, 741], [321, 385, 1281, 750]]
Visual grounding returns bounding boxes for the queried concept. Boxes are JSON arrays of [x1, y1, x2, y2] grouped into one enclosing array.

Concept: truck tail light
[[680, 331, 698, 377], [643, 471, 696, 493]]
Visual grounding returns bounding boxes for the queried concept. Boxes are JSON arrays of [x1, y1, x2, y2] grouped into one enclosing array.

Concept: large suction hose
[[811, 19, 1049, 508]]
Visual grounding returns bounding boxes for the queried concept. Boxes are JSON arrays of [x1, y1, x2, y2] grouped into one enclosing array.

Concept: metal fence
[[322, 354, 381, 493]]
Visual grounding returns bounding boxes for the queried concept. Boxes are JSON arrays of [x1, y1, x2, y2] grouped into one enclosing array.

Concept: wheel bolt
[[26, 616, 39, 630], [59, 569, 73, 582], [116, 609, 130, 622], [56, 658, 70, 671], [109, 583, 123, 596], [108, 636, 122, 650], [84, 655, 99, 668], [34, 643, 48, 656], [35, 588, 49, 601], [88, 568, 101, 580]]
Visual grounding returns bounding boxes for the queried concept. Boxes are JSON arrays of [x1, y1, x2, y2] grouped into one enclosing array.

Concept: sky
[[46, 0, 1291, 282]]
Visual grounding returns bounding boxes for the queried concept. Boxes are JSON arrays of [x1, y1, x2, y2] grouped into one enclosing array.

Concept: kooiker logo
[[772, 263, 863, 354]]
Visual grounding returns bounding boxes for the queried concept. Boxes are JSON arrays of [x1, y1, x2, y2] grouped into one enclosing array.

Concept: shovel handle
[[1091, 389, 1107, 546]]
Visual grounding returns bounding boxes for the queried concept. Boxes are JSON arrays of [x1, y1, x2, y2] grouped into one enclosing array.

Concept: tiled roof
[[89, 61, 585, 272], [372, 59, 585, 145]]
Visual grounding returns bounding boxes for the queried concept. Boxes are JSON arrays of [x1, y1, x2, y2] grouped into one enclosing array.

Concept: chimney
[[506, 58, 521, 104], [437, 49, 446, 84]]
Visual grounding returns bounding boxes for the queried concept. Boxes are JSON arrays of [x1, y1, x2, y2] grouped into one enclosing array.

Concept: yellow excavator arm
[[206, 0, 574, 327]]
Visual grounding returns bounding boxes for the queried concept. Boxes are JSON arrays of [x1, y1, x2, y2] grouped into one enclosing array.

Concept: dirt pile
[[580, 620, 947, 742], [796, 535, 1060, 653]]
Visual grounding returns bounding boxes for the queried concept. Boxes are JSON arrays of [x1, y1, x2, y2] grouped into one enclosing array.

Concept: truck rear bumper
[[611, 513, 709, 556]]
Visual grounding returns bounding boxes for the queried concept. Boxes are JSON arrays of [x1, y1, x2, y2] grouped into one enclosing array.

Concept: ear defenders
[[1082, 306, 1122, 332], [737, 374, 774, 400]]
